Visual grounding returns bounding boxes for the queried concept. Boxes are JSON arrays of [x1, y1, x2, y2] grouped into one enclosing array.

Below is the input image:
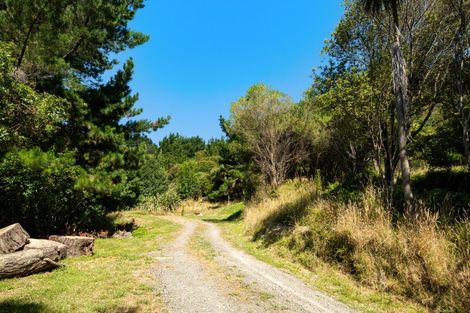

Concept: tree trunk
[[0, 239, 66, 279], [0, 224, 30, 254], [391, 25, 415, 214], [17, 13, 41, 68], [463, 119, 470, 170]]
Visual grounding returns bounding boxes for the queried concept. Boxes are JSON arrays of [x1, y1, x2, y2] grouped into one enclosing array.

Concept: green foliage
[[206, 138, 259, 201], [138, 185, 181, 212], [0, 0, 148, 79], [173, 162, 199, 199], [227, 83, 309, 187], [174, 154, 219, 199], [158, 133, 206, 164], [0, 2, 168, 235], [306, 70, 378, 178], [0, 149, 87, 236], [157, 186, 182, 211], [0, 43, 67, 153], [151, 135, 258, 202], [412, 111, 465, 167], [137, 153, 169, 198]]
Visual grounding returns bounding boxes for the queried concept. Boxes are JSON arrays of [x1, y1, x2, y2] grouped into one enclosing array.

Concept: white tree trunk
[[391, 29, 414, 214]]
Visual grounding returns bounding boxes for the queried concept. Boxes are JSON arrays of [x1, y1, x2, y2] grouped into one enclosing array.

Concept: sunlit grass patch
[[237, 181, 470, 312], [0, 211, 180, 313]]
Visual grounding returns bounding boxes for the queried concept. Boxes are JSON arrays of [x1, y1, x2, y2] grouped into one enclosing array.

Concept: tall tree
[[360, 0, 415, 213], [227, 84, 309, 188], [0, 1, 169, 234]]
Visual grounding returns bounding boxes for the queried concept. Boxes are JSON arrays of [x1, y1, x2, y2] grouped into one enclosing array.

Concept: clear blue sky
[[117, 0, 345, 143]]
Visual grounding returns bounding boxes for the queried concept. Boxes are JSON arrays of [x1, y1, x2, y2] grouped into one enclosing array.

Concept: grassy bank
[[228, 182, 469, 312], [219, 219, 426, 313], [0, 211, 180, 313]]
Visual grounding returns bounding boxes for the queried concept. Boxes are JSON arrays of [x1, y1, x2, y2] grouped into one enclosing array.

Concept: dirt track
[[154, 217, 354, 313]]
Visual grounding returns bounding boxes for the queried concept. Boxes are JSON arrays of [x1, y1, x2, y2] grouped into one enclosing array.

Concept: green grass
[[0, 211, 180, 313], [201, 202, 245, 222], [188, 225, 218, 262], [218, 219, 426, 313]]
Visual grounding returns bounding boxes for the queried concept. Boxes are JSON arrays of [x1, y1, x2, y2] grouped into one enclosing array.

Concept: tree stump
[[0, 223, 30, 254], [48, 236, 94, 257], [0, 240, 66, 279]]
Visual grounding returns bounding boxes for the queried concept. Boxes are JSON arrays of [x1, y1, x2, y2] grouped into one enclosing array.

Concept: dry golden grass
[[244, 181, 318, 238], [243, 183, 470, 312]]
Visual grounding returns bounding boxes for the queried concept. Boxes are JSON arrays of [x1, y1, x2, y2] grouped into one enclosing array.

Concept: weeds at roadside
[[242, 183, 470, 312]]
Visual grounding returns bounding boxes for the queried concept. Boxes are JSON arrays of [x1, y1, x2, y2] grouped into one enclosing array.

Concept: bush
[[0, 149, 103, 236], [175, 162, 203, 199], [138, 185, 181, 213], [157, 186, 181, 211], [137, 153, 169, 198]]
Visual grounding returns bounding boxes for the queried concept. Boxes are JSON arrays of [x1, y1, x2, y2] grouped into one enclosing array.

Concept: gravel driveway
[[154, 217, 354, 313]]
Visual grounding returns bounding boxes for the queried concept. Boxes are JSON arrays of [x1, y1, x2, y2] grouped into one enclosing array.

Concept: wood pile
[[0, 223, 94, 279]]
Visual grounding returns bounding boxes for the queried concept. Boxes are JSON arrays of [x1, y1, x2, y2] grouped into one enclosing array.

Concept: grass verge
[[240, 181, 469, 312], [0, 211, 180, 313], [218, 219, 426, 313]]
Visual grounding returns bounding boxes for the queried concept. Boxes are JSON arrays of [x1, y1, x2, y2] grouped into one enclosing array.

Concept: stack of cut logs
[[0, 223, 94, 279]]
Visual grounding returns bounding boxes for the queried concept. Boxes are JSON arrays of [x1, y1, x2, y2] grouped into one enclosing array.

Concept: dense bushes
[[138, 185, 181, 213], [146, 134, 259, 204], [0, 149, 93, 236]]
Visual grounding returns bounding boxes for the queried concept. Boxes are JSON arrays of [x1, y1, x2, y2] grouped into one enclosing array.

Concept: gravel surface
[[154, 217, 354, 313]]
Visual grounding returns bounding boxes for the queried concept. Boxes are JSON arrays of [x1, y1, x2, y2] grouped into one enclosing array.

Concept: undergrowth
[[244, 182, 470, 312]]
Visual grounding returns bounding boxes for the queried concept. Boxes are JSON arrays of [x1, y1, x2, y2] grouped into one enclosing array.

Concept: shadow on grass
[[109, 306, 139, 313], [253, 192, 317, 245], [0, 301, 141, 313], [202, 209, 243, 223], [0, 300, 48, 313], [202, 203, 245, 223]]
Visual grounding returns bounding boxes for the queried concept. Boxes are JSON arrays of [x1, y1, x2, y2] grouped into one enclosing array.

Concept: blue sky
[[117, 0, 345, 142]]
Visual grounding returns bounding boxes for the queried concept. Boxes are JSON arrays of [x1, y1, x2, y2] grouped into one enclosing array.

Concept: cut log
[[0, 239, 66, 279], [48, 235, 94, 257], [0, 223, 30, 254], [24, 239, 67, 259]]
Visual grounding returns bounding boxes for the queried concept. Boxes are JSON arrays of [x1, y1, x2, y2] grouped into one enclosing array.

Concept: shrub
[[138, 185, 181, 213], [157, 186, 181, 211], [0, 148, 103, 236], [137, 154, 169, 198], [175, 162, 202, 199]]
